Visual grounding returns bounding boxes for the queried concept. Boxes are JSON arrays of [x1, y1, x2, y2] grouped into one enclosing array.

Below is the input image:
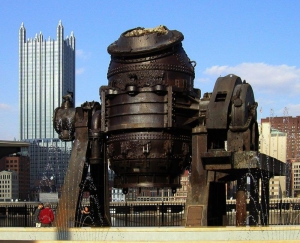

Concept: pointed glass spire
[[20, 22, 25, 30]]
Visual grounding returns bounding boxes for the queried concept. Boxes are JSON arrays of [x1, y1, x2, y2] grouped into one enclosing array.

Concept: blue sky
[[1, 1, 300, 140]]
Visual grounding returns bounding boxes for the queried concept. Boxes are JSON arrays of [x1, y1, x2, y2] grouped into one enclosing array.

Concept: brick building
[[0, 154, 30, 200], [261, 116, 300, 159], [261, 116, 300, 197]]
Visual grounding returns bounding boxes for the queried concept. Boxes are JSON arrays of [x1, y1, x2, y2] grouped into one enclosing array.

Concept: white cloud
[[76, 49, 91, 60], [76, 68, 85, 75], [0, 103, 12, 110], [203, 63, 300, 96], [198, 63, 300, 117]]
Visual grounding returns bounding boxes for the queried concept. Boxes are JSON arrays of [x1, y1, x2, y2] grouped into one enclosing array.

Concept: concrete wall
[[0, 226, 300, 242]]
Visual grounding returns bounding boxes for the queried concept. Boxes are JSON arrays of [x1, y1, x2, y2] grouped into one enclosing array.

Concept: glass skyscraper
[[19, 20, 75, 139], [19, 21, 75, 193]]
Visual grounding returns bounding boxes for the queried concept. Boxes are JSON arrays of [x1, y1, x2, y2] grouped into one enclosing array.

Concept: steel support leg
[[185, 126, 212, 226], [236, 174, 247, 226], [54, 126, 89, 230]]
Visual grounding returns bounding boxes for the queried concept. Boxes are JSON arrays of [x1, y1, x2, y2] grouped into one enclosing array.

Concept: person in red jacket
[[39, 203, 54, 227]]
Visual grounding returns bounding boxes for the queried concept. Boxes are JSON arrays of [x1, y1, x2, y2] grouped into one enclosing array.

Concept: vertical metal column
[[236, 174, 247, 226], [54, 125, 89, 229], [185, 125, 212, 226]]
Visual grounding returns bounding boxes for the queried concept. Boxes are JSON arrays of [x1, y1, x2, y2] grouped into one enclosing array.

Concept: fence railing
[[226, 198, 300, 226], [0, 201, 185, 227], [0, 204, 39, 227], [110, 201, 184, 226], [1, 199, 300, 227]]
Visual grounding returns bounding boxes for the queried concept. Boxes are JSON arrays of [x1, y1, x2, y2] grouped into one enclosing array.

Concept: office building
[[0, 153, 30, 200], [261, 116, 300, 159], [25, 139, 72, 196], [259, 122, 287, 162], [19, 21, 75, 193], [19, 20, 75, 139], [288, 159, 300, 197], [261, 116, 300, 197], [259, 122, 287, 198], [111, 188, 125, 202], [0, 170, 19, 202]]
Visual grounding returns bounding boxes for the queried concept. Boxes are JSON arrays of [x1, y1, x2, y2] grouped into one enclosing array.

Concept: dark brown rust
[[53, 25, 286, 228], [102, 25, 199, 190], [53, 97, 110, 227]]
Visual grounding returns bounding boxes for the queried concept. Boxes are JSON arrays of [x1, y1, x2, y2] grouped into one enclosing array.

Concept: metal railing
[[1, 199, 300, 227], [0, 204, 42, 227], [0, 201, 185, 227], [226, 198, 300, 226], [110, 201, 184, 226]]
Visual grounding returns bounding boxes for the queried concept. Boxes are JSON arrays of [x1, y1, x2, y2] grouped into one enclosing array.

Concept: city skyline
[[1, 1, 300, 140]]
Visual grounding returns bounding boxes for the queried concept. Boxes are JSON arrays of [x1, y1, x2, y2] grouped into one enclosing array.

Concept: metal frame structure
[[52, 26, 285, 228]]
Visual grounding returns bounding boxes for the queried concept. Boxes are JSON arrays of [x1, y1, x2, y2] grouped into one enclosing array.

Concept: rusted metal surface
[[236, 175, 247, 226], [52, 26, 286, 228], [184, 126, 211, 226], [185, 205, 203, 227], [205, 74, 258, 152], [102, 26, 199, 190], [200, 151, 285, 177], [53, 96, 110, 228], [54, 126, 89, 229], [53, 95, 90, 228], [53, 92, 76, 141], [206, 75, 242, 130]]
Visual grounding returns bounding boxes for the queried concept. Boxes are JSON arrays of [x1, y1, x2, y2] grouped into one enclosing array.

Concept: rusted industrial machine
[[53, 26, 285, 228]]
